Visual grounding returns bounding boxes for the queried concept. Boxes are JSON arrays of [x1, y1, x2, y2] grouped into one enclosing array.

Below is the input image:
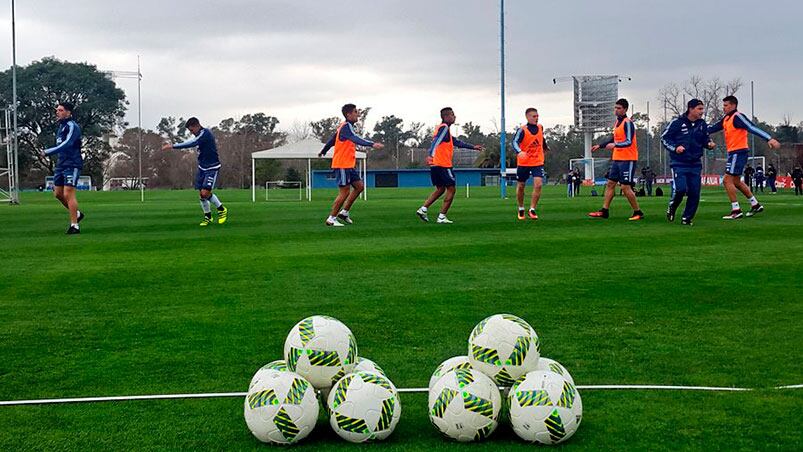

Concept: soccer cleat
[[200, 216, 213, 226], [588, 210, 609, 219], [77, 211, 85, 223], [415, 207, 429, 223], [681, 217, 693, 226], [217, 206, 228, 224], [528, 209, 538, 220], [666, 206, 676, 222], [66, 226, 80, 235], [326, 218, 345, 227], [745, 204, 764, 217], [722, 210, 743, 220], [517, 209, 525, 220], [436, 216, 453, 224], [337, 213, 353, 224], [628, 211, 645, 221]]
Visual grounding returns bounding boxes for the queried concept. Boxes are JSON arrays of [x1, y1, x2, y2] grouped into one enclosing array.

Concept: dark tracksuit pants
[[670, 166, 702, 220]]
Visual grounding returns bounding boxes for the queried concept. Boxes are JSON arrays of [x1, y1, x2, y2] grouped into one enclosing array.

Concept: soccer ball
[[429, 355, 473, 389], [508, 370, 583, 444], [327, 371, 401, 442], [428, 367, 501, 442], [284, 315, 357, 389], [534, 357, 575, 386], [468, 314, 540, 386], [353, 357, 386, 377], [244, 370, 319, 445], [248, 360, 288, 390]]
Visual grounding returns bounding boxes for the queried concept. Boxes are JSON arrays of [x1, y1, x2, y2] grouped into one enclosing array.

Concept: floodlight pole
[[499, 0, 507, 198], [750, 81, 755, 161], [10, 0, 19, 204], [105, 66, 143, 201]]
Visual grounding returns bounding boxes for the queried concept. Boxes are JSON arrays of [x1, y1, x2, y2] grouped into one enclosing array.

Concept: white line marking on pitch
[[0, 384, 800, 407]]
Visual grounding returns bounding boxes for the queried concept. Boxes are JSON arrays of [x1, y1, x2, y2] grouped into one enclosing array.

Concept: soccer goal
[[747, 156, 765, 171], [265, 180, 303, 201], [103, 177, 148, 191]]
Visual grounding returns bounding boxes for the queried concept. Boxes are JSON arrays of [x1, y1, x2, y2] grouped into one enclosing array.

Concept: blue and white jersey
[[172, 127, 221, 170], [44, 118, 83, 169]]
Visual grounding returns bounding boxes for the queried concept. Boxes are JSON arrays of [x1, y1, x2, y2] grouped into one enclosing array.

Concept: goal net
[[265, 180, 303, 201]]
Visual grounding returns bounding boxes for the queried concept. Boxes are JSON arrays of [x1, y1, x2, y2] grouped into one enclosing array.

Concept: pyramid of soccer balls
[[244, 315, 400, 445], [428, 313, 583, 444]]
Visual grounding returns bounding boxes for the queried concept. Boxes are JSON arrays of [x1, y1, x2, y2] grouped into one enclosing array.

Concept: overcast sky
[[1, 0, 801, 134]]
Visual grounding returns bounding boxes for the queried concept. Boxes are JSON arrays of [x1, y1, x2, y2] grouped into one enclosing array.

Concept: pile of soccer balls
[[244, 315, 401, 445], [428, 313, 583, 444]]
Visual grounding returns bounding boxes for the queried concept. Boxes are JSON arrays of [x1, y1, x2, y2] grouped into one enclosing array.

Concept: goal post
[[265, 180, 303, 201]]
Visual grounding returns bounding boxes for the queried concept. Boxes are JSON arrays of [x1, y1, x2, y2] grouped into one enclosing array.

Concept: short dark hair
[[185, 117, 201, 128], [723, 95, 738, 106], [58, 101, 75, 113], [615, 98, 629, 110], [440, 107, 453, 120], [525, 107, 538, 115], [341, 103, 357, 117]]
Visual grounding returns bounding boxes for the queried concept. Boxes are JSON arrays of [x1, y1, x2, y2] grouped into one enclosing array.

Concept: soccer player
[[161, 117, 228, 226], [588, 99, 645, 220], [44, 102, 85, 234], [708, 95, 781, 219], [318, 104, 384, 227], [415, 107, 484, 224], [512, 107, 549, 220], [661, 99, 716, 226]]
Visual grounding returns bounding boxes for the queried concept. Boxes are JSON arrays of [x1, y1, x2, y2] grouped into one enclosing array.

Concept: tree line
[[1, 58, 801, 189]]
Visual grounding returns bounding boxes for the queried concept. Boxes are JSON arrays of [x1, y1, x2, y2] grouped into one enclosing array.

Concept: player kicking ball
[[512, 108, 549, 220], [588, 98, 645, 221], [416, 107, 484, 224], [318, 104, 384, 227], [161, 117, 228, 226]]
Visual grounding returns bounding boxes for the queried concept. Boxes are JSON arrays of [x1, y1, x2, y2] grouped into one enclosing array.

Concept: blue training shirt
[[172, 127, 221, 170], [43, 117, 83, 169]]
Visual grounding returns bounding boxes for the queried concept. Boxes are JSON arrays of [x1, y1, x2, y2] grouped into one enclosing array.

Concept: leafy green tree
[[0, 57, 127, 187]]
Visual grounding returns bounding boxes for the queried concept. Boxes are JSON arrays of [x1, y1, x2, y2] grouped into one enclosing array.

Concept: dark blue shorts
[[53, 167, 81, 187], [608, 161, 636, 185], [430, 166, 456, 187], [195, 168, 220, 190], [725, 150, 748, 176], [516, 165, 544, 182], [333, 168, 361, 187]]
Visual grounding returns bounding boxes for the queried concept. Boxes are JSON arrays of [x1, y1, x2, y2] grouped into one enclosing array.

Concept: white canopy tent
[[251, 139, 367, 202]]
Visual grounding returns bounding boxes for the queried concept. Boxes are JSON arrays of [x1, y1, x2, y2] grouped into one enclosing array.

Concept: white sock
[[518, 207, 525, 211], [420, 206, 427, 212], [339, 209, 349, 216], [200, 199, 211, 214], [71, 223, 79, 229], [327, 215, 336, 222], [438, 213, 446, 219], [748, 196, 758, 207], [209, 194, 223, 208], [731, 202, 740, 211]]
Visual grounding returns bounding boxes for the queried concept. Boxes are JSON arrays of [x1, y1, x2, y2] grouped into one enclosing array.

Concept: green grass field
[[1, 186, 801, 451]]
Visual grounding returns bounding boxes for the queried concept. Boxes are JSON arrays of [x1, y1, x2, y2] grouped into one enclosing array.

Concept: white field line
[[0, 384, 800, 407]]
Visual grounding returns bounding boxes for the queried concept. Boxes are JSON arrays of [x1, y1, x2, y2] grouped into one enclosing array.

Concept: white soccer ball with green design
[[429, 355, 473, 389], [353, 357, 386, 377], [244, 370, 319, 445], [327, 371, 401, 443], [249, 360, 288, 390], [428, 367, 501, 442], [284, 316, 357, 389], [468, 314, 540, 386], [534, 357, 575, 386], [508, 370, 582, 444]]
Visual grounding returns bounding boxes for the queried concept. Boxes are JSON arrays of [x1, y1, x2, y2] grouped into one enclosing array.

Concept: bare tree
[[658, 76, 743, 123], [287, 120, 312, 143]]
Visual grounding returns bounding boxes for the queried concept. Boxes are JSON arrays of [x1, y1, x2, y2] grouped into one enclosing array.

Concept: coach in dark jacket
[[661, 99, 716, 225]]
